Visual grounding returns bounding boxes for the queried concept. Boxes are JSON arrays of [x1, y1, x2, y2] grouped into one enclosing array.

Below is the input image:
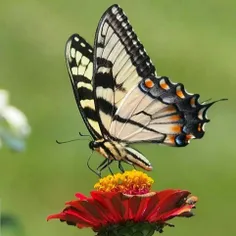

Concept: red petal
[[63, 207, 98, 227], [138, 194, 161, 222], [47, 208, 96, 228], [90, 192, 122, 225], [91, 191, 122, 223], [119, 194, 131, 220], [47, 213, 65, 221], [142, 190, 180, 222], [157, 189, 179, 199], [79, 201, 106, 225], [57, 200, 105, 228], [158, 190, 190, 214], [75, 192, 89, 200], [47, 189, 195, 230], [161, 204, 193, 220], [127, 195, 143, 220]]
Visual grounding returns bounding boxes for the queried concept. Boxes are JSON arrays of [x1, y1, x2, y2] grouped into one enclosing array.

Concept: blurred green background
[[1, 0, 235, 235]]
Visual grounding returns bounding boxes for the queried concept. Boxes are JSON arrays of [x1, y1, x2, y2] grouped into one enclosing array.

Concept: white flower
[[0, 89, 31, 151], [0, 89, 9, 112]]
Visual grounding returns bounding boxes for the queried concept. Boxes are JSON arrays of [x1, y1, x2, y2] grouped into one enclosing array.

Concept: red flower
[[47, 171, 197, 235]]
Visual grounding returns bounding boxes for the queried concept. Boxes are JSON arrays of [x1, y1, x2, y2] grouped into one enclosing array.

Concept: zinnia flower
[[0, 89, 31, 151], [47, 170, 197, 235]]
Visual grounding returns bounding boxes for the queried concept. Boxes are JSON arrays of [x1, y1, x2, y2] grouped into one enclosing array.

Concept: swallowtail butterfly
[[65, 4, 226, 172]]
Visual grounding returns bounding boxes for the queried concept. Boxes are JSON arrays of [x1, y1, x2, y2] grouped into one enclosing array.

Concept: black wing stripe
[[95, 72, 114, 89], [97, 98, 117, 116], [106, 5, 156, 77], [82, 107, 98, 121], [133, 110, 183, 124], [73, 75, 91, 84], [96, 57, 113, 68], [114, 115, 161, 134]]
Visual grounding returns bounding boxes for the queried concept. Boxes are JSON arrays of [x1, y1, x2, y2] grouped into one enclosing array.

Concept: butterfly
[[65, 4, 226, 173]]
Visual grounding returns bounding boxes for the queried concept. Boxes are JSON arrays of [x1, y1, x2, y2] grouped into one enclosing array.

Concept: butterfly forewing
[[92, 4, 220, 147], [65, 34, 102, 139], [93, 5, 158, 136]]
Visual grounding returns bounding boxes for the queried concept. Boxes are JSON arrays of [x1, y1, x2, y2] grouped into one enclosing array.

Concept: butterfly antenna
[[56, 138, 83, 144], [79, 132, 92, 141], [86, 150, 102, 178], [56, 133, 93, 144]]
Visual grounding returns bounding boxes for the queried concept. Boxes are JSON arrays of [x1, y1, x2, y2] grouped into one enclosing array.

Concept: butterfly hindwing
[[92, 4, 220, 147], [65, 34, 102, 139]]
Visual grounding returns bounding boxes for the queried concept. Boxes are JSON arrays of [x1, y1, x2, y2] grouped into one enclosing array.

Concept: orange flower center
[[94, 170, 154, 195]]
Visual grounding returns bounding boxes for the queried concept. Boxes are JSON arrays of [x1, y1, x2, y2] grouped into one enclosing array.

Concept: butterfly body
[[65, 4, 226, 171], [89, 139, 152, 171]]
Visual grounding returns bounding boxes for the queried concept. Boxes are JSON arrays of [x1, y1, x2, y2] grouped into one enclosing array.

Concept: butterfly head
[[89, 139, 113, 160], [89, 140, 102, 150]]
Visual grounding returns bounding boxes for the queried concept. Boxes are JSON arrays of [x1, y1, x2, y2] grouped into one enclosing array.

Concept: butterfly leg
[[86, 151, 102, 178], [97, 159, 113, 176], [118, 161, 125, 173], [97, 158, 109, 170], [87, 161, 102, 178], [132, 164, 137, 170], [107, 165, 114, 175], [87, 163, 102, 178]]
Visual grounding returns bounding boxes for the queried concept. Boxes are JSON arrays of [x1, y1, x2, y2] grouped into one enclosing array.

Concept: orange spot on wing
[[160, 79, 169, 90], [171, 125, 182, 133], [170, 114, 181, 121], [190, 97, 196, 107], [144, 79, 154, 88], [164, 105, 176, 113], [160, 105, 178, 117], [186, 134, 194, 141], [176, 87, 185, 98], [197, 123, 202, 132], [166, 135, 175, 144]]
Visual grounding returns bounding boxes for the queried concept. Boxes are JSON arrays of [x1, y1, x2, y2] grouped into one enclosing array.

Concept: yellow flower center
[[94, 170, 154, 195]]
